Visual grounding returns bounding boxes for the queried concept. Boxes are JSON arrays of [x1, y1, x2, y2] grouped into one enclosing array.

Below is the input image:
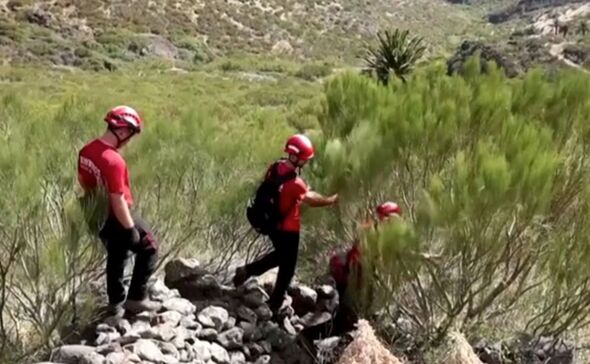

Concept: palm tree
[[363, 29, 426, 85]]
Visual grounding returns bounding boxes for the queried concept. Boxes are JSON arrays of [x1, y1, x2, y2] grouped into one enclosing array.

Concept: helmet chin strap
[[109, 126, 135, 148]]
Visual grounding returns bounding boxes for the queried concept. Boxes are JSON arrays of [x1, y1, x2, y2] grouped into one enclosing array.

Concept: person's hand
[[329, 194, 339, 205], [124, 226, 141, 246]]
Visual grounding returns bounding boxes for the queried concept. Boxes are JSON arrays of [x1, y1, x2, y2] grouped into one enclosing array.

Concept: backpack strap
[[267, 159, 297, 185]]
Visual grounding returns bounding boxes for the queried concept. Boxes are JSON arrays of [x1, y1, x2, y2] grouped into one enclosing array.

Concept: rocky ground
[[35, 258, 350, 364], [33, 257, 578, 364]]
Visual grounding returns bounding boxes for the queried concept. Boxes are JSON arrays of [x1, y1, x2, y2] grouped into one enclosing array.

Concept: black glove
[[123, 226, 141, 246]]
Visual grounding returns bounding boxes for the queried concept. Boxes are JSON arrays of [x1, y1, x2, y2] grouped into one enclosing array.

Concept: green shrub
[[307, 57, 590, 352], [294, 62, 333, 81]]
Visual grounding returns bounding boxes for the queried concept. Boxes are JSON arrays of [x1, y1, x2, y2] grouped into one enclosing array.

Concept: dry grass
[[336, 320, 403, 364]]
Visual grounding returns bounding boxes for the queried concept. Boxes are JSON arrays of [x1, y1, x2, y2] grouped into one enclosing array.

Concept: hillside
[[0, 0, 494, 69]]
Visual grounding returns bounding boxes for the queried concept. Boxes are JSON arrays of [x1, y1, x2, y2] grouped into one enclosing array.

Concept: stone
[[105, 352, 128, 364], [130, 319, 151, 335], [270, 353, 286, 364], [95, 343, 122, 356], [132, 339, 164, 362], [163, 298, 196, 315], [192, 340, 212, 362], [238, 321, 259, 342], [156, 311, 183, 327], [198, 328, 219, 341], [241, 346, 250, 360], [139, 324, 177, 341], [254, 306, 272, 321], [210, 342, 230, 364], [178, 349, 190, 362], [235, 306, 257, 324], [25, 8, 54, 27], [50, 345, 96, 364], [238, 277, 260, 294], [259, 341, 272, 354], [96, 323, 115, 333], [198, 306, 229, 331], [315, 337, 344, 363], [317, 296, 338, 313], [247, 343, 265, 358], [230, 351, 246, 364], [217, 327, 244, 350], [127, 353, 141, 363], [162, 354, 180, 364], [116, 319, 132, 335], [300, 312, 332, 328], [277, 296, 295, 318], [282, 317, 297, 336], [95, 331, 121, 346], [473, 340, 502, 364], [180, 316, 201, 330], [119, 332, 141, 345], [165, 258, 207, 285], [243, 288, 269, 308], [316, 285, 335, 299], [149, 279, 177, 302], [224, 316, 237, 331], [80, 352, 106, 364], [160, 342, 180, 358], [271, 40, 293, 55], [135, 311, 152, 321], [255, 355, 271, 364], [289, 285, 317, 315], [260, 322, 290, 350]]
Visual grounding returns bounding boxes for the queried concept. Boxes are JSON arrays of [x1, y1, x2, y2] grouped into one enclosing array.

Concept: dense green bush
[[309, 57, 590, 354]]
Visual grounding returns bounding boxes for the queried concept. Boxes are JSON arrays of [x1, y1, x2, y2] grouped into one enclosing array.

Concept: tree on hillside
[[578, 20, 588, 36], [363, 29, 426, 85]]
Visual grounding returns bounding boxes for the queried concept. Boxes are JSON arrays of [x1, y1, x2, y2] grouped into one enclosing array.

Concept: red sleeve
[[292, 177, 308, 196], [280, 177, 308, 210], [103, 154, 127, 195]]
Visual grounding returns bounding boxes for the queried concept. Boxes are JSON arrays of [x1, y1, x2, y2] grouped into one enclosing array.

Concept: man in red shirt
[[78, 105, 160, 317], [233, 134, 338, 316]]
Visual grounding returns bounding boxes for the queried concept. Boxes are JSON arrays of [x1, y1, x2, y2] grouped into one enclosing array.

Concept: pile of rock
[[473, 334, 574, 364], [38, 258, 340, 364]]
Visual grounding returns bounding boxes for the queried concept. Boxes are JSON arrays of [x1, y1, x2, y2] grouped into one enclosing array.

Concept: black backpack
[[247, 160, 297, 235]]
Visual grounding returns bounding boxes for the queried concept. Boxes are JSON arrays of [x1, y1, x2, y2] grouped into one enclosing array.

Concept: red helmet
[[284, 134, 314, 161], [104, 105, 143, 133], [376, 202, 401, 221]]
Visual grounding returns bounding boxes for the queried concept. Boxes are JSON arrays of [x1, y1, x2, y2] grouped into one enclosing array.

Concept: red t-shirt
[[78, 139, 133, 207], [274, 161, 308, 232], [330, 245, 362, 286]]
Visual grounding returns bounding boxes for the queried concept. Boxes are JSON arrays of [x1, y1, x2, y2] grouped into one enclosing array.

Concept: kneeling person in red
[[329, 202, 401, 332], [78, 106, 160, 317], [233, 134, 338, 317]]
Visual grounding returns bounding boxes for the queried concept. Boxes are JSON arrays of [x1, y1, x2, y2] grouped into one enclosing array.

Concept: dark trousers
[[99, 214, 158, 305], [244, 230, 299, 311], [333, 283, 359, 334]]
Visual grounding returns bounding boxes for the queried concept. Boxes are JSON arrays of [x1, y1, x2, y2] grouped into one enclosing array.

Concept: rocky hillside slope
[[447, 1, 590, 76], [0, 0, 486, 69]]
